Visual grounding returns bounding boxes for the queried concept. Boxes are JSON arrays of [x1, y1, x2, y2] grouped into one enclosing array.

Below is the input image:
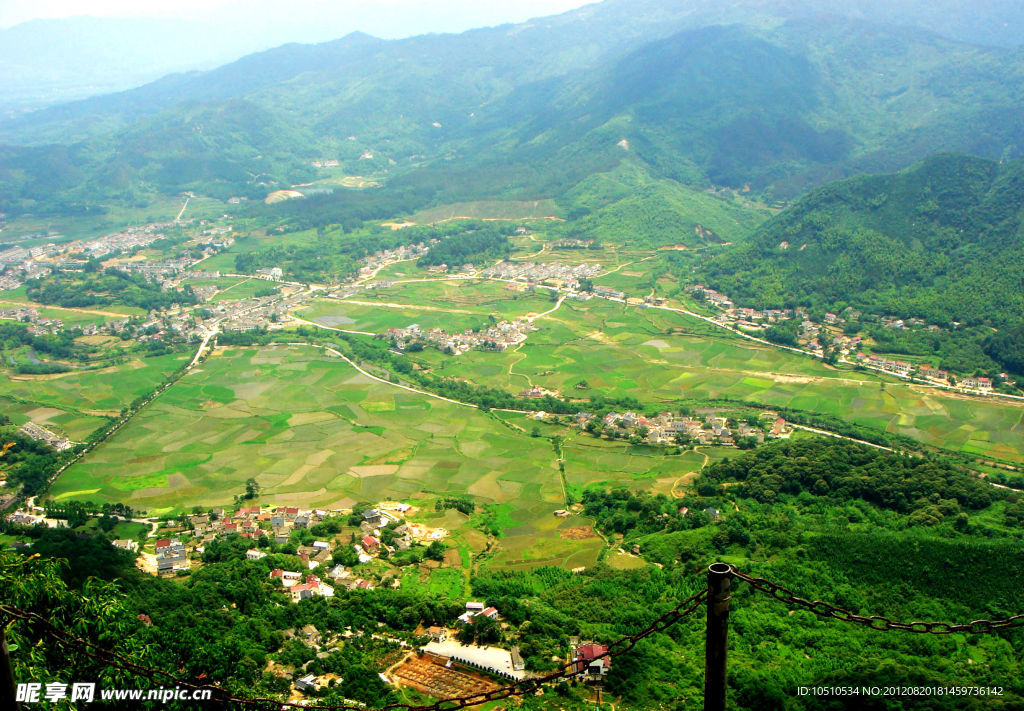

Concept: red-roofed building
[[574, 643, 611, 676], [361, 535, 380, 551], [770, 418, 787, 436]]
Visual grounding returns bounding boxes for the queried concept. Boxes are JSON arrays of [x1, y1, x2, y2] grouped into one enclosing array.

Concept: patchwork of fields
[[49, 346, 638, 569], [301, 281, 1024, 464], [0, 353, 188, 441], [29, 236, 1024, 575]]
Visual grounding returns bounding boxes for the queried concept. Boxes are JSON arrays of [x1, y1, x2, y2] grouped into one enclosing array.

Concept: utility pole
[[704, 562, 733, 711]]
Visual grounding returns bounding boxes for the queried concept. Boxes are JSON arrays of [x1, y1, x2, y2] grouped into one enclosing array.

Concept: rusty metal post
[[0, 626, 20, 711], [704, 562, 732, 711]]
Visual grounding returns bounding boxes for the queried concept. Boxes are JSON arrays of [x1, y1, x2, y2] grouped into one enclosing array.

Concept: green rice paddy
[[0, 353, 188, 440]]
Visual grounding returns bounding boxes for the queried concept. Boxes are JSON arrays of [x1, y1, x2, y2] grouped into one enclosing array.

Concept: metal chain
[[728, 567, 1024, 634], [0, 588, 709, 711]]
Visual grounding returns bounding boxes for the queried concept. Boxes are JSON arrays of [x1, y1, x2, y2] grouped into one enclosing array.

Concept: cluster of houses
[[574, 411, 789, 446], [573, 642, 612, 679], [154, 538, 189, 574], [855, 353, 994, 390], [357, 242, 434, 278], [519, 386, 560, 399], [0, 272, 23, 290], [0, 223, 182, 289], [191, 505, 333, 542], [211, 293, 289, 332], [481, 261, 602, 290], [269, 569, 338, 601], [138, 505, 337, 575], [133, 501, 445, 581], [359, 504, 446, 550], [0, 304, 136, 338], [17, 422, 72, 451], [385, 318, 539, 355], [0, 306, 68, 335], [112, 257, 198, 283], [590, 285, 626, 301], [687, 285, 1009, 391]]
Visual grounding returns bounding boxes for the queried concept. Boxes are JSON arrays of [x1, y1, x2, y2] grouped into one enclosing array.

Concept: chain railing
[[3, 564, 1022, 711], [728, 566, 1024, 634]]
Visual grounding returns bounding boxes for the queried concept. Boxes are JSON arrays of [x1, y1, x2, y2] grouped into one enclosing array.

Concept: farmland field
[[0, 353, 189, 440], [391, 295, 1024, 464], [50, 345, 660, 568]]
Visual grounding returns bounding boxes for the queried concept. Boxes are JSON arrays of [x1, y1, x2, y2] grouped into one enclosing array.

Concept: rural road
[[290, 315, 374, 336]]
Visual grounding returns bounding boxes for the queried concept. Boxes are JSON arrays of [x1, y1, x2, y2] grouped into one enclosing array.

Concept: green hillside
[[555, 161, 771, 247], [699, 154, 1024, 372]]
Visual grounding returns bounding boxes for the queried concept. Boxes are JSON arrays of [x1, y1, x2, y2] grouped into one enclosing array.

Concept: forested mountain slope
[[3, 1, 1024, 217], [699, 154, 1024, 371]]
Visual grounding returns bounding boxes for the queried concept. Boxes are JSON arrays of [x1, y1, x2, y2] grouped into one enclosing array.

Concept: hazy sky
[[0, 0, 597, 34]]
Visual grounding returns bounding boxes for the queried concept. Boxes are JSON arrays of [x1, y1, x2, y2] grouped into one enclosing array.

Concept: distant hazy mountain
[[3, 0, 1024, 216], [0, 17, 270, 115]]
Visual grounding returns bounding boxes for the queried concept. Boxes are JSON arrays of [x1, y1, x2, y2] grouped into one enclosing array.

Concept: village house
[[289, 574, 335, 602], [919, 366, 950, 381], [574, 643, 612, 677], [294, 675, 319, 693], [269, 569, 303, 587], [962, 376, 993, 391]]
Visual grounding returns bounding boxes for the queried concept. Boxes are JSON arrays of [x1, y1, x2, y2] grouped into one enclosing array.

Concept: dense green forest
[[5, 2, 1024, 216], [26, 267, 198, 310], [416, 226, 513, 268], [695, 438, 996, 520]]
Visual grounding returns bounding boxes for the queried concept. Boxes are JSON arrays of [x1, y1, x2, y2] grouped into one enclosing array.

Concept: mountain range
[[3, 0, 1024, 219]]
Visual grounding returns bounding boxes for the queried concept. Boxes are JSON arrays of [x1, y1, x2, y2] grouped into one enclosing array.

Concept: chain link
[[728, 567, 1024, 634]]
